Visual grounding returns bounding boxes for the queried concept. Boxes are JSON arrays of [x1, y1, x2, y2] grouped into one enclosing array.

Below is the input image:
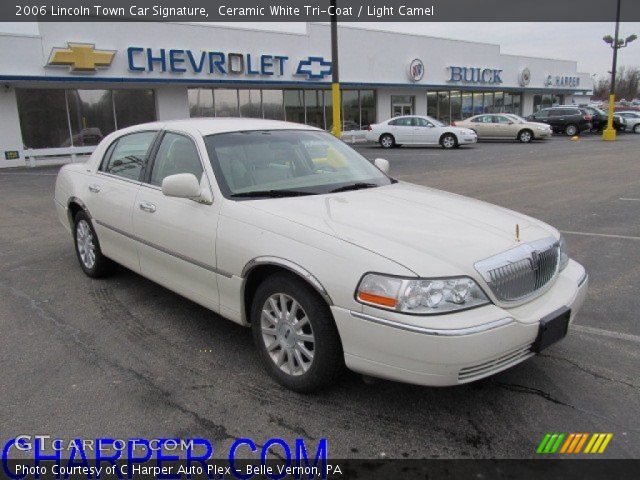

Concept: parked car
[[526, 107, 592, 136], [366, 115, 477, 149], [55, 118, 587, 392], [455, 113, 552, 142], [580, 106, 626, 132], [616, 111, 640, 133], [328, 121, 366, 141]]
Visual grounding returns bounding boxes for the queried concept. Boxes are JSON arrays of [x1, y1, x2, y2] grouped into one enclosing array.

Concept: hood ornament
[[515, 224, 521, 242]]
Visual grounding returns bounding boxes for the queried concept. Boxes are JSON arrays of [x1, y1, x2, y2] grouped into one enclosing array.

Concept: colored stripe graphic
[[539, 433, 613, 454]]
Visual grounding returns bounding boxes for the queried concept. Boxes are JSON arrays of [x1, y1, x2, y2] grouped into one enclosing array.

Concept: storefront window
[[472, 92, 484, 115], [304, 90, 324, 129], [437, 91, 451, 123], [323, 90, 333, 130], [483, 92, 494, 114], [262, 90, 284, 120], [188, 89, 214, 117], [450, 91, 462, 121], [214, 89, 239, 117], [426, 92, 438, 119], [16, 89, 70, 149], [342, 90, 359, 128], [513, 93, 522, 114], [493, 92, 504, 113], [114, 90, 156, 128], [239, 89, 261, 118], [284, 90, 305, 124], [67, 90, 116, 146], [461, 92, 473, 119], [360, 90, 376, 128]]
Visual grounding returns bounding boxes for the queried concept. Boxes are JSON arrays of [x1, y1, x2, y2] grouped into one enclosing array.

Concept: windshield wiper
[[329, 182, 379, 193], [230, 189, 316, 198]]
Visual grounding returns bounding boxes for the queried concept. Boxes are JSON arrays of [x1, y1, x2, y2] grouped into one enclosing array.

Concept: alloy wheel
[[442, 135, 456, 148], [520, 131, 532, 143], [76, 219, 96, 269], [260, 293, 315, 376]]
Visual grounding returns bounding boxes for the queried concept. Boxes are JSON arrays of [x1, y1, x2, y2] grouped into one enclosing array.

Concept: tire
[[251, 272, 344, 393], [517, 129, 533, 143], [379, 134, 395, 149], [565, 124, 578, 136], [73, 211, 117, 278], [440, 133, 457, 149], [634, 124, 640, 134]]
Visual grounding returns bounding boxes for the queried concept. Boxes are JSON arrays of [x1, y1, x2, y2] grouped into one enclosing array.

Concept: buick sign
[[408, 58, 424, 82]]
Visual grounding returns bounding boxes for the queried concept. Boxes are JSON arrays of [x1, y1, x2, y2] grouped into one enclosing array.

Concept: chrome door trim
[[94, 220, 232, 278], [350, 311, 514, 336]]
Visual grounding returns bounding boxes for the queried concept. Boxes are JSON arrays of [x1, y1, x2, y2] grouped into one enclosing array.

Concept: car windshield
[[204, 129, 392, 198]]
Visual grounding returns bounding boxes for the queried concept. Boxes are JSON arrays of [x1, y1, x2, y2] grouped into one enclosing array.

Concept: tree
[[593, 66, 640, 100]]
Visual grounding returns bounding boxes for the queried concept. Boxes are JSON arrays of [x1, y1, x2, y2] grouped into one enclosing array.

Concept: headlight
[[559, 234, 569, 271], [356, 273, 490, 314]]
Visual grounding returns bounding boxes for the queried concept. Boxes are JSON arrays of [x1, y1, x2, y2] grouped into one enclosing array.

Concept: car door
[[389, 117, 414, 143], [133, 130, 221, 311], [531, 109, 551, 126], [472, 115, 493, 138], [493, 115, 515, 138], [411, 117, 437, 144], [85, 130, 158, 272]]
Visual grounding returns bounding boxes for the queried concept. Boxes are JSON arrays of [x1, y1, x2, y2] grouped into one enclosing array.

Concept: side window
[[388, 119, 400, 126], [536, 110, 550, 118], [101, 131, 157, 181], [470, 116, 484, 123], [412, 117, 430, 127], [494, 116, 511, 124], [149, 132, 204, 187]]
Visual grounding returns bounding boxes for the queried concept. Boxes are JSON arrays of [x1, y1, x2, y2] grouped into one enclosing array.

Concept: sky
[[1, 21, 638, 80]]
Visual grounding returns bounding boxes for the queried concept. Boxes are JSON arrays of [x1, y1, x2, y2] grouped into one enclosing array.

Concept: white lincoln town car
[[55, 119, 587, 392]]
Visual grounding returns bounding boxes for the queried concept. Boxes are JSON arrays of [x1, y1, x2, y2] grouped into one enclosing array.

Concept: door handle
[[88, 184, 101, 193], [139, 201, 156, 213]]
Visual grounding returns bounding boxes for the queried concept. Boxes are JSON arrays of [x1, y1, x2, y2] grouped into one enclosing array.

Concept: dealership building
[[0, 22, 592, 168]]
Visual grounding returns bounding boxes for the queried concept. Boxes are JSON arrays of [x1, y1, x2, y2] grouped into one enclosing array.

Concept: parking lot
[[1, 134, 639, 459]]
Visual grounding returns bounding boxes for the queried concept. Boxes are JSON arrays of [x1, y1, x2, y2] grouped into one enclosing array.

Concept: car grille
[[458, 344, 534, 382], [475, 237, 560, 302]]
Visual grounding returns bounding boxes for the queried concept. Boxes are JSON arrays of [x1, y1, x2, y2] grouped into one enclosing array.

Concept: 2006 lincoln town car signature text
[[54, 118, 587, 392]]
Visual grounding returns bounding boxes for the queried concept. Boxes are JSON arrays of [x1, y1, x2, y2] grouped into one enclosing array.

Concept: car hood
[[245, 182, 557, 278]]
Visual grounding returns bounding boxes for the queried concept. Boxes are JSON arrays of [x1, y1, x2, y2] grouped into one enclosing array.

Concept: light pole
[[602, 0, 637, 141], [330, 0, 341, 138]]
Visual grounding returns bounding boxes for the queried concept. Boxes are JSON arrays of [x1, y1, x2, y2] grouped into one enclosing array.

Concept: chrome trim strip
[[578, 271, 588, 288], [94, 220, 232, 278], [241, 256, 333, 306], [350, 311, 514, 336]]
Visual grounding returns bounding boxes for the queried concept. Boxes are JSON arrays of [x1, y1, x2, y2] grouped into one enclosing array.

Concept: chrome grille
[[458, 344, 534, 382], [475, 237, 560, 302]]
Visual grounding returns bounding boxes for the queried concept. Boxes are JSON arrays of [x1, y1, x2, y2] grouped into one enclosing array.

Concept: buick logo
[[519, 67, 531, 87], [408, 58, 424, 82]]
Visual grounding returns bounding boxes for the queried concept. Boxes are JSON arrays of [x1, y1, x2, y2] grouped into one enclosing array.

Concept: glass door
[[391, 95, 414, 117]]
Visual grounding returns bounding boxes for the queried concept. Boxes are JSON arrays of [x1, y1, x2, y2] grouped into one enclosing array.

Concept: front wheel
[[73, 211, 117, 278], [379, 134, 395, 149], [565, 124, 578, 136], [634, 124, 640, 134], [518, 129, 533, 143], [251, 273, 344, 393], [440, 133, 457, 149]]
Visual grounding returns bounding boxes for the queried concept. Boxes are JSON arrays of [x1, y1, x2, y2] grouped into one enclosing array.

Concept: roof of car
[[119, 118, 321, 137]]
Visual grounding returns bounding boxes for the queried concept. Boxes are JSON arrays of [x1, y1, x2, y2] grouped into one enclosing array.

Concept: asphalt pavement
[[0, 133, 638, 460]]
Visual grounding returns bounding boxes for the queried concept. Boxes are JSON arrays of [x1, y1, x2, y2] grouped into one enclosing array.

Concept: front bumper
[[459, 134, 477, 144], [331, 259, 587, 386]]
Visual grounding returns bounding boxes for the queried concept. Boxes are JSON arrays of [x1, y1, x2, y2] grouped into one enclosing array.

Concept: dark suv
[[580, 106, 626, 132], [527, 107, 592, 136]]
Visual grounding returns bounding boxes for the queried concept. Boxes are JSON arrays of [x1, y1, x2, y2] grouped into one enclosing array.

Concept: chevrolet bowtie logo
[[47, 42, 115, 72], [295, 56, 332, 80]]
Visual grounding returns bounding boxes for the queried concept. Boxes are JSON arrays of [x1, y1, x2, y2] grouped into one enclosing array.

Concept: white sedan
[[616, 111, 640, 133], [55, 118, 587, 392], [365, 115, 478, 148]]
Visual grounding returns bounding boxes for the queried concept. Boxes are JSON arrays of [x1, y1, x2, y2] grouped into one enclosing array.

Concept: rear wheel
[[565, 124, 578, 136], [73, 211, 116, 278], [251, 273, 344, 393], [379, 134, 395, 149], [517, 129, 533, 143], [440, 133, 457, 149]]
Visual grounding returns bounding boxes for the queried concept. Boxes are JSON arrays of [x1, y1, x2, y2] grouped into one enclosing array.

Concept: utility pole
[[330, 0, 341, 138], [603, 0, 622, 141]]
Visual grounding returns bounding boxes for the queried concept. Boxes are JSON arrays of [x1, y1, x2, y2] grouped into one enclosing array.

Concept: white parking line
[[0, 172, 58, 176], [620, 198, 640, 202], [571, 324, 640, 344], [561, 230, 640, 241]]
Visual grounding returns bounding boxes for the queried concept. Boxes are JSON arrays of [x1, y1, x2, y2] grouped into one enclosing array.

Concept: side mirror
[[162, 173, 201, 199], [374, 158, 390, 174]]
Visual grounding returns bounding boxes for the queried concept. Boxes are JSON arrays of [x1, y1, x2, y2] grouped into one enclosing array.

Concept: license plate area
[[532, 307, 571, 353]]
